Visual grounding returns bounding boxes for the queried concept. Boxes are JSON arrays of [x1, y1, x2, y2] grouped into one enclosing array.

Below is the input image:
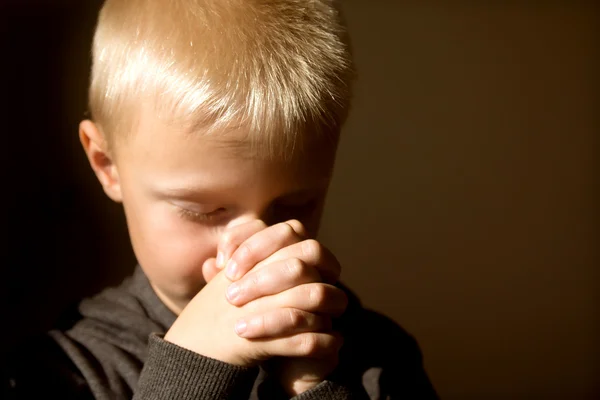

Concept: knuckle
[[298, 333, 319, 356], [301, 239, 321, 259], [287, 309, 308, 329], [307, 284, 326, 308], [251, 219, 268, 231], [286, 219, 304, 233], [276, 221, 296, 239], [237, 242, 254, 262], [284, 258, 306, 280], [249, 270, 263, 287]]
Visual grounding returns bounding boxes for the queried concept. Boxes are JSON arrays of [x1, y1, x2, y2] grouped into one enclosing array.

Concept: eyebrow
[[151, 184, 321, 203], [149, 184, 225, 202]]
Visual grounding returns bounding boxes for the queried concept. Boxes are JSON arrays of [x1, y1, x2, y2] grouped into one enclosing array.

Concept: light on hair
[[89, 0, 354, 158]]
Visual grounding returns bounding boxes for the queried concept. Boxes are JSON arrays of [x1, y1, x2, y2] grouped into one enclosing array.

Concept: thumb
[[202, 257, 221, 283]]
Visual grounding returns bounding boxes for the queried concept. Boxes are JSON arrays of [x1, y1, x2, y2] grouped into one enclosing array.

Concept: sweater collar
[[128, 265, 177, 330]]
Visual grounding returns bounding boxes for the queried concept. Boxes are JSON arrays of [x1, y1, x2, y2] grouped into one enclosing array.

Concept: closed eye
[[176, 206, 228, 224]]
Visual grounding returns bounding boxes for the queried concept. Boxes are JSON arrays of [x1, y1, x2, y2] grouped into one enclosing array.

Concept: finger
[[225, 220, 307, 281], [202, 257, 220, 283], [227, 258, 321, 306], [217, 219, 268, 269], [234, 309, 332, 339], [247, 283, 348, 317], [281, 219, 308, 237], [252, 239, 341, 285], [253, 331, 343, 359]]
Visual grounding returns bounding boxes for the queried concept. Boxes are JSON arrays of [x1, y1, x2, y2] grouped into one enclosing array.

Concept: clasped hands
[[165, 219, 347, 396]]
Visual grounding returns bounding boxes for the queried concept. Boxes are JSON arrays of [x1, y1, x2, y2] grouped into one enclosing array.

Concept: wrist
[[164, 327, 256, 367]]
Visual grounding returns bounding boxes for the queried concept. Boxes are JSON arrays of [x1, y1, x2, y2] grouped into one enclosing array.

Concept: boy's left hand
[[211, 219, 346, 396]]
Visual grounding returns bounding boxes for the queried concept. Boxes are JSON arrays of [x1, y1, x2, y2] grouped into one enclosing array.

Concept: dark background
[[1, 1, 598, 399], [1, 0, 134, 348]]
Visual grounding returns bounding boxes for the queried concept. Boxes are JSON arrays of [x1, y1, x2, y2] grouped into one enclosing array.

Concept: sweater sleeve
[[134, 334, 259, 400]]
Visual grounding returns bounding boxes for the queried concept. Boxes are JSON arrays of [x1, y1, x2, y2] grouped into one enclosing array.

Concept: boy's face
[[81, 110, 336, 314]]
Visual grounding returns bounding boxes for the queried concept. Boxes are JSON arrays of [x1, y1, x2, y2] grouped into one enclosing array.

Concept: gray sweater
[[3, 267, 438, 399]]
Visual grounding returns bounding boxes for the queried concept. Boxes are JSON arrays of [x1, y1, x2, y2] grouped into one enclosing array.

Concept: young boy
[[4, 0, 437, 398]]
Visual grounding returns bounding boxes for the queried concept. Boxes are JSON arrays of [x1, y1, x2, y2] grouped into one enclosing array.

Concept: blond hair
[[89, 0, 353, 157]]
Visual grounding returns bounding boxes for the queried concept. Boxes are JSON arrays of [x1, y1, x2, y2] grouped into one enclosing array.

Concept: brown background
[[1, 1, 598, 399]]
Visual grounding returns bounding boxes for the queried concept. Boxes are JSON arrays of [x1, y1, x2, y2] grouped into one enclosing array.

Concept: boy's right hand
[[164, 220, 347, 368]]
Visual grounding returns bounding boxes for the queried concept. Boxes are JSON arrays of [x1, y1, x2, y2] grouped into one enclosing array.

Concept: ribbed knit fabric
[[135, 334, 258, 399]]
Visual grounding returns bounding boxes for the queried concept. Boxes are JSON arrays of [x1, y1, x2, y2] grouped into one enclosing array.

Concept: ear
[[79, 120, 123, 203]]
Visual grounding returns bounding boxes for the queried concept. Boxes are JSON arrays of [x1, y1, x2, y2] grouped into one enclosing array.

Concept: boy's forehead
[[207, 132, 337, 166], [117, 115, 335, 201], [126, 108, 337, 173]]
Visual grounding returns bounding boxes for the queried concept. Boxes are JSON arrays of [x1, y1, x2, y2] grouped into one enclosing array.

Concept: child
[[4, 0, 438, 398]]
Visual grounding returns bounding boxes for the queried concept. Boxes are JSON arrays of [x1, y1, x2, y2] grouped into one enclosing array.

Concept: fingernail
[[216, 252, 225, 269], [227, 283, 240, 302], [235, 320, 247, 336], [225, 259, 238, 280]]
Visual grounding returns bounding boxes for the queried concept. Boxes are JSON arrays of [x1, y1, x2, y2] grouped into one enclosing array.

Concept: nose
[[224, 205, 280, 230], [226, 213, 261, 230]]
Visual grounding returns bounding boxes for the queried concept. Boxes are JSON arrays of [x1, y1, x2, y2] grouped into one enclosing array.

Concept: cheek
[[125, 200, 217, 282]]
